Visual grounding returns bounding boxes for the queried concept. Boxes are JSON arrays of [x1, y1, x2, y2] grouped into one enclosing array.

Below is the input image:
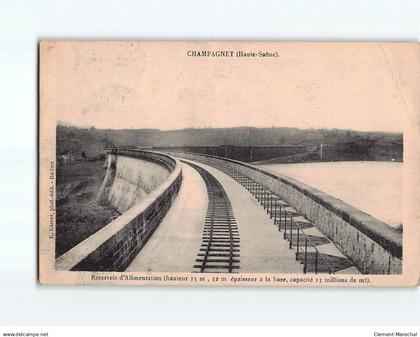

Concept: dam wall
[[172, 152, 402, 274], [150, 145, 309, 163], [56, 149, 182, 271]]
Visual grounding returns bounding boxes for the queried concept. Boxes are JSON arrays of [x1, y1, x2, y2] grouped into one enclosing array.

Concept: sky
[[48, 41, 418, 132]]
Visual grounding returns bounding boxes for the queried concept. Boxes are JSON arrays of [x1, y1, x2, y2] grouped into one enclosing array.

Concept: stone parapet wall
[[56, 150, 182, 271]]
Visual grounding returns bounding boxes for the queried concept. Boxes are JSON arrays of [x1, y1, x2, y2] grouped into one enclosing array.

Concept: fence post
[[283, 209, 287, 238], [278, 203, 282, 231], [304, 238, 308, 274], [274, 199, 277, 226], [262, 189, 266, 208], [289, 216, 293, 249], [388, 254, 392, 275], [266, 191, 268, 211], [270, 195, 273, 217]]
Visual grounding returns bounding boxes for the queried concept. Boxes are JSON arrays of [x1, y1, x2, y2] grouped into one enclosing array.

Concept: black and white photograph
[[38, 41, 418, 286], [1, 0, 420, 334]]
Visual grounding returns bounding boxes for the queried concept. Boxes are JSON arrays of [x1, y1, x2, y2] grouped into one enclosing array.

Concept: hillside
[[56, 124, 403, 162]]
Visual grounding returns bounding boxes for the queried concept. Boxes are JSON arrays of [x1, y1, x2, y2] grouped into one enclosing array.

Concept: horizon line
[[56, 121, 403, 134]]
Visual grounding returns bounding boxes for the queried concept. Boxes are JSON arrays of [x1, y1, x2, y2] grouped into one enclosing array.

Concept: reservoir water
[[258, 161, 402, 228]]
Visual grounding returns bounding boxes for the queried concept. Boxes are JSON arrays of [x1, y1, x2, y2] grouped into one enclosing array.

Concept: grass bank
[[55, 160, 119, 257]]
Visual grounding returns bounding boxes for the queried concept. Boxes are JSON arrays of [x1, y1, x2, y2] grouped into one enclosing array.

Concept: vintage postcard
[[39, 41, 419, 286]]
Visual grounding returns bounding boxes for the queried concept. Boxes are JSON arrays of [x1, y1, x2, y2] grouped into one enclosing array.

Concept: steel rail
[[182, 161, 239, 273]]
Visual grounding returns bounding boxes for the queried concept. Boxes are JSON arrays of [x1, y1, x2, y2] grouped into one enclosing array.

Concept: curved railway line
[[180, 157, 356, 274], [182, 161, 240, 273]]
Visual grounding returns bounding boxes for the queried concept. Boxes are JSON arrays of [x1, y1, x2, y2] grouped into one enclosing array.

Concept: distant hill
[[56, 124, 403, 162]]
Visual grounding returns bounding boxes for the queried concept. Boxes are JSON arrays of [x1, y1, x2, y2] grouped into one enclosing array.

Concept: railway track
[[179, 155, 356, 274], [182, 160, 240, 273]]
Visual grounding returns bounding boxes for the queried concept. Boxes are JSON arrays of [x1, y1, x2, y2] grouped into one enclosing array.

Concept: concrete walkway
[[127, 156, 360, 274], [181, 159, 303, 273], [126, 162, 207, 272], [192, 160, 359, 274], [127, 157, 304, 273]]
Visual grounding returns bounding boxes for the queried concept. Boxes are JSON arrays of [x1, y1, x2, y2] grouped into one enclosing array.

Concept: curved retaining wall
[[108, 152, 171, 212], [171, 152, 402, 274], [56, 149, 182, 272]]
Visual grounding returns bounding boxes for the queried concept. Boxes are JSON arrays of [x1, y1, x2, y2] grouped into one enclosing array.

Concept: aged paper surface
[[39, 41, 419, 286]]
